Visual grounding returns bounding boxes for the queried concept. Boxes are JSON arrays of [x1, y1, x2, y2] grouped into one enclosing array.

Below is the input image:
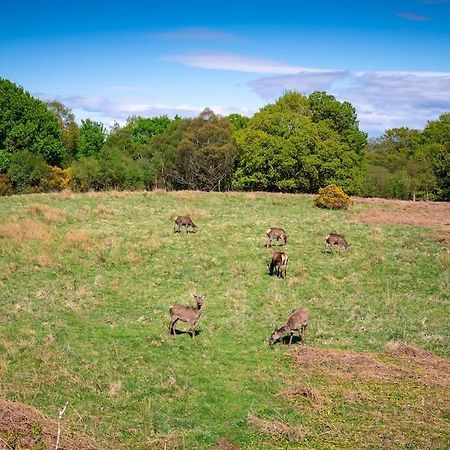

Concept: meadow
[[0, 190, 449, 449]]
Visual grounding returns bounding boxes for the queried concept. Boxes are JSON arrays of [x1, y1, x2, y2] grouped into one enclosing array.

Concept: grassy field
[[0, 190, 449, 449]]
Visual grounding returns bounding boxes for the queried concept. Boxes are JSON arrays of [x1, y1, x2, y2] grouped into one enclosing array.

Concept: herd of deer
[[169, 216, 350, 345]]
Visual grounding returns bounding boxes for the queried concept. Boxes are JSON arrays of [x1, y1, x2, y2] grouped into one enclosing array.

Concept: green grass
[[0, 190, 448, 448]]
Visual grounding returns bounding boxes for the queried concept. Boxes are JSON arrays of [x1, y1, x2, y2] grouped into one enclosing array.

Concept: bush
[[42, 166, 73, 192], [7, 151, 51, 193], [314, 184, 352, 209], [0, 174, 13, 196], [70, 157, 101, 192]]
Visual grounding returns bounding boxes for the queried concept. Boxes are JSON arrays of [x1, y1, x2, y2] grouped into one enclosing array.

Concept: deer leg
[[301, 324, 307, 344], [191, 321, 197, 338], [169, 317, 178, 334], [288, 332, 294, 346]]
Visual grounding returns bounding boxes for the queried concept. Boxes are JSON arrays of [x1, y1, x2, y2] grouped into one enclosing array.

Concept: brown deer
[[325, 233, 349, 252], [174, 216, 197, 233], [266, 227, 288, 248], [168, 294, 205, 338], [269, 307, 309, 345], [268, 251, 288, 278]]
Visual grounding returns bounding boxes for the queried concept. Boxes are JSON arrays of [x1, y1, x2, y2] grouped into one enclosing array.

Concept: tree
[[227, 113, 250, 132], [7, 150, 51, 193], [47, 100, 79, 159], [0, 78, 66, 168], [77, 119, 105, 158], [233, 91, 367, 194], [171, 109, 235, 191]]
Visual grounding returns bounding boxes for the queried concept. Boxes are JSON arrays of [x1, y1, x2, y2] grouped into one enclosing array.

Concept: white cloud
[[250, 69, 450, 135], [154, 27, 242, 42], [396, 11, 432, 21], [36, 93, 250, 127], [164, 53, 305, 74]]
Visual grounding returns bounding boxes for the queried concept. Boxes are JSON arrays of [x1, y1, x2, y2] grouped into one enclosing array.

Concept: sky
[[1, 0, 450, 136]]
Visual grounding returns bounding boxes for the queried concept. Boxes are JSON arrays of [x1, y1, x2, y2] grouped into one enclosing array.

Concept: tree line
[[1, 77, 449, 200]]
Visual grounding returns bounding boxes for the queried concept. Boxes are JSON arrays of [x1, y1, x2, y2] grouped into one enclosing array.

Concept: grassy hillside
[[0, 191, 448, 449]]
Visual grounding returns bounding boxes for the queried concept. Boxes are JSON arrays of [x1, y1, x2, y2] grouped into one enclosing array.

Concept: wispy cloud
[[396, 11, 432, 21], [154, 27, 242, 42], [35, 93, 251, 126], [250, 69, 450, 134], [164, 53, 304, 74]]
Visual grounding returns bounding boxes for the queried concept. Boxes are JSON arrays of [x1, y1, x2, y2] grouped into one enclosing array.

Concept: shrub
[[0, 174, 13, 196], [314, 184, 352, 209], [70, 157, 101, 192], [41, 166, 73, 192], [7, 151, 51, 193]]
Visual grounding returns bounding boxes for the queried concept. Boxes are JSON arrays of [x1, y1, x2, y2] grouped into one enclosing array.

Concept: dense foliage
[[0, 78, 449, 200], [314, 184, 352, 209], [233, 92, 367, 194]]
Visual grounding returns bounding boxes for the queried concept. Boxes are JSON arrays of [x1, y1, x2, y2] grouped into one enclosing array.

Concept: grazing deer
[[269, 307, 309, 345], [266, 227, 288, 248], [168, 294, 205, 338], [268, 251, 289, 278], [325, 233, 349, 252], [174, 216, 197, 233]]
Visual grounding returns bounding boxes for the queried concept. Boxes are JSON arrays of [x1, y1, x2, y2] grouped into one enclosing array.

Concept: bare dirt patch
[[0, 398, 101, 450], [350, 197, 450, 247]]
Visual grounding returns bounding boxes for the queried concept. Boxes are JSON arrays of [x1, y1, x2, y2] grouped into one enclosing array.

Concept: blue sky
[[1, 0, 450, 135]]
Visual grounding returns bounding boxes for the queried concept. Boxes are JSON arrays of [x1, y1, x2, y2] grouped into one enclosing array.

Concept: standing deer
[[174, 216, 197, 233], [268, 251, 289, 278], [168, 294, 205, 338], [266, 227, 288, 248], [269, 307, 309, 345], [325, 233, 349, 252]]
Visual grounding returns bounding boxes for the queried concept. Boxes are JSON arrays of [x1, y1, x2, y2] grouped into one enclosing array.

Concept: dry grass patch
[[108, 381, 122, 398], [167, 190, 203, 201], [28, 204, 67, 223], [0, 219, 53, 243], [0, 398, 101, 450], [95, 205, 115, 215], [289, 345, 450, 388], [351, 197, 450, 247], [65, 229, 92, 251], [33, 252, 54, 268], [247, 413, 307, 441]]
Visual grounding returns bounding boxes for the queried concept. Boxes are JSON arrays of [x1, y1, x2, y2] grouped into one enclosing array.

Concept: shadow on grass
[[169, 329, 202, 338]]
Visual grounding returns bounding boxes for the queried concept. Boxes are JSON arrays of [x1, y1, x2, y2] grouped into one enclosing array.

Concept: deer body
[[169, 295, 204, 338], [174, 216, 197, 233], [326, 233, 349, 251], [266, 227, 288, 248], [269, 307, 309, 345], [268, 251, 289, 278]]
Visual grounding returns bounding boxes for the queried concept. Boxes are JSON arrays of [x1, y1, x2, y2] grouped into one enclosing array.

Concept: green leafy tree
[[227, 113, 250, 132], [148, 118, 191, 189], [233, 91, 366, 194], [47, 100, 79, 159], [7, 150, 51, 193], [171, 109, 235, 191], [77, 119, 106, 158], [0, 78, 66, 168]]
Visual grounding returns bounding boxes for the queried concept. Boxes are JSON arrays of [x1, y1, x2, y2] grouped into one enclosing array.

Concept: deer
[[174, 216, 197, 233], [168, 294, 205, 338], [268, 251, 289, 278], [269, 307, 309, 345], [325, 233, 350, 252], [266, 227, 288, 248]]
